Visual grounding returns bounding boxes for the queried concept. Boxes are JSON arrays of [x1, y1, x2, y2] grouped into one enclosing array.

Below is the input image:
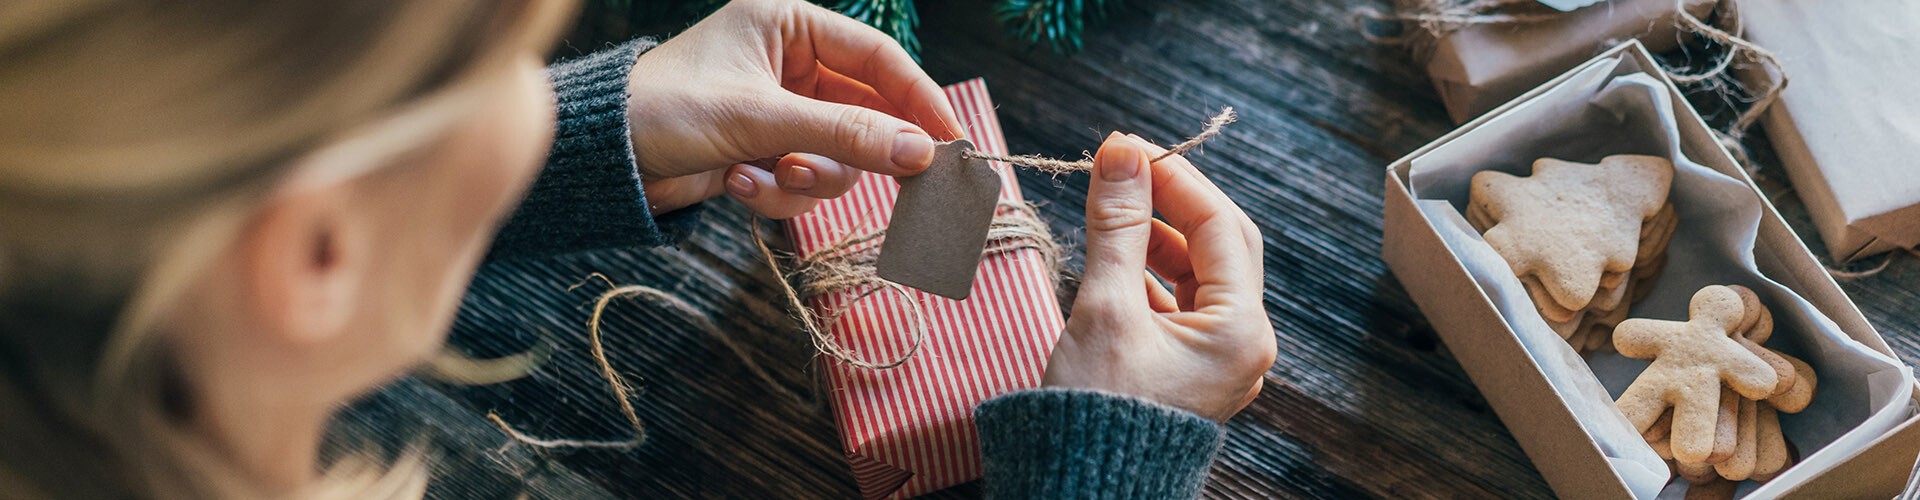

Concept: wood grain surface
[[334, 0, 1920, 498]]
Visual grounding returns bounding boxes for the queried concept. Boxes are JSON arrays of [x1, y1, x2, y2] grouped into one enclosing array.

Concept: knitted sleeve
[[487, 38, 703, 260], [975, 388, 1223, 499]]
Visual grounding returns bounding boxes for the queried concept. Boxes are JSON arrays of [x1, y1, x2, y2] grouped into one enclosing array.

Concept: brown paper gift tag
[[877, 139, 1003, 300]]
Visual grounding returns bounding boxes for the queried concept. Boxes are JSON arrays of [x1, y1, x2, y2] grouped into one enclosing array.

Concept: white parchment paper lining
[[1405, 54, 1914, 499]]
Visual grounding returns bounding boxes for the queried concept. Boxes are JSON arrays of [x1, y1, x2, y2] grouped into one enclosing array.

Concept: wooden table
[[338, 0, 1920, 498]]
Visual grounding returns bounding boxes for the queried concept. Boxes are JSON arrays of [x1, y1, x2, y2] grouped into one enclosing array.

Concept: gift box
[[782, 79, 1065, 499], [1381, 41, 1920, 499], [1735, 0, 1920, 263], [1398, 0, 1715, 123]]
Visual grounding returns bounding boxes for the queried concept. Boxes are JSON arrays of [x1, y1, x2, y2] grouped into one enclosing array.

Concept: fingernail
[[1100, 140, 1143, 182], [727, 171, 758, 198], [891, 132, 935, 172], [782, 165, 817, 191]]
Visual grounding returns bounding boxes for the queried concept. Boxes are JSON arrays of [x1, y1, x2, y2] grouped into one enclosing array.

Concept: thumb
[[743, 92, 939, 177], [1080, 133, 1155, 303]]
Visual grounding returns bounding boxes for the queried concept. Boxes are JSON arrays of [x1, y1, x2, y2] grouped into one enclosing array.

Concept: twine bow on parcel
[[754, 107, 1236, 370]]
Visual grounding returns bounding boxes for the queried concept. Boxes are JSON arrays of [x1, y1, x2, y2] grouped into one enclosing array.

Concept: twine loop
[[756, 200, 1064, 370]]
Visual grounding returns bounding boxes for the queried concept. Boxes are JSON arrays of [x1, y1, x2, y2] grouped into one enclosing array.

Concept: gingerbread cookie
[[1723, 285, 1817, 412], [1707, 388, 1740, 464], [1713, 398, 1760, 481], [1645, 409, 1674, 441], [1471, 155, 1674, 311], [1613, 285, 1782, 464], [1768, 352, 1817, 413], [1726, 286, 1796, 397], [1675, 459, 1719, 485], [1682, 477, 1739, 500], [1753, 402, 1790, 477]]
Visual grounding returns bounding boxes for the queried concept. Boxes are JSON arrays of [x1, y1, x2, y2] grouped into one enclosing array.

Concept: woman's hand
[[1042, 134, 1275, 422], [624, 0, 963, 218]]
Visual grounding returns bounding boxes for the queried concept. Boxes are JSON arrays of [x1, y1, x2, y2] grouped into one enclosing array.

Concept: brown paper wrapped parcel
[[1738, 0, 1920, 262], [1401, 0, 1715, 123]]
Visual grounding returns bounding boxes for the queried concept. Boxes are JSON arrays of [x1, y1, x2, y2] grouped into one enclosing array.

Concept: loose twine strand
[[1823, 247, 1920, 280], [479, 108, 1234, 450], [1355, 0, 1564, 43], [961, 107, 1237, 174], [482, 274, 806, 450], [1769, 187, 1917, 279]]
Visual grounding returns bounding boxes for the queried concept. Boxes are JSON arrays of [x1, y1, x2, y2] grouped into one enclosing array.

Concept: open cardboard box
[[1381, 40, 1920, 499]]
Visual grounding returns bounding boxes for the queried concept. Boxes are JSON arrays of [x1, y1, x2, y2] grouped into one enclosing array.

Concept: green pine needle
[[996, 0, 1114, 54], [599, 0, 1109, 57], [833, 0, 922, 61]]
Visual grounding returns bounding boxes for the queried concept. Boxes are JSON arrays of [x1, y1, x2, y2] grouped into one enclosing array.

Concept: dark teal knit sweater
[[491, 40, 1223, 499]]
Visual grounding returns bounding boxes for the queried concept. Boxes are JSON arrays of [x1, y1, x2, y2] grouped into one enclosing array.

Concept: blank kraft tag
[[877, 139, 1003, 300]]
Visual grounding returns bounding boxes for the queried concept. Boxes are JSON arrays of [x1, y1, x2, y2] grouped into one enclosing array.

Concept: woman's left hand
[[623, 0, 964, 218]]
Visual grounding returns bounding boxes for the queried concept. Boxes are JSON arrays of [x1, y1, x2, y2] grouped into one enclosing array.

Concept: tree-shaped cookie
[[1613, 285, 1782, 464], [1471, 155, 1672, 311]]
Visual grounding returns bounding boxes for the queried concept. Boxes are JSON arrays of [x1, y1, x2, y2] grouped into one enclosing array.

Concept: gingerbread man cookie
[[1613, 285, 1782, 464]]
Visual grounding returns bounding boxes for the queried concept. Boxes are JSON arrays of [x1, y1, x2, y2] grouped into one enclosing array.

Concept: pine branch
[[597, 0, 1124, 58], [832, 0, 922, 61], [996, 0, 1117, 54]]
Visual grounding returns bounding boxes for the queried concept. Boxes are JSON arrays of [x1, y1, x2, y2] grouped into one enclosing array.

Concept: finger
[[1124, 137, 1260, 312], [1079, 132, 1155, 306], [643, 173, 727, 216], [1239, 377, 1264, 412], [1147, 219, 1198, 309], [1144, 274, 1178, 313], [789, 3, 963, 140], [744, 91, 937, 177], [774, 153, 862, 199], [786, 63, 903, 119], [724, 164, 821, 219], [1131, 134, 1264, 260]]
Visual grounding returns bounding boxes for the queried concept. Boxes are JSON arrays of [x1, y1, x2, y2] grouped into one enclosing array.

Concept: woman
[[0, 0, 1275, 498]]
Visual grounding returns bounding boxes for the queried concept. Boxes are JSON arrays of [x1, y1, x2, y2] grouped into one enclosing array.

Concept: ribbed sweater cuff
[[489, 38, 699, 260], [976, 388, 1222, 499]]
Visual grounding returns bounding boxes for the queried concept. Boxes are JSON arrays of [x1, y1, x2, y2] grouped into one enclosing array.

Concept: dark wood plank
[[333, 0, 1920, 498]]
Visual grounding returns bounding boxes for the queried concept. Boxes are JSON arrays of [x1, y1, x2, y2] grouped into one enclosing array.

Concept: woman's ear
[[238, 182, 367, 346]]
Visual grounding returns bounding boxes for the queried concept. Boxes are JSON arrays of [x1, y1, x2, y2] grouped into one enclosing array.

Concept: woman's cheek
[[462, 58, 555, 237], [396, 57, 556, 363]]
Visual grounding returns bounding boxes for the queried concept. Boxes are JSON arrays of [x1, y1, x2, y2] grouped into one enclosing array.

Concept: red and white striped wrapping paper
[[782, 79, 1066, 499]]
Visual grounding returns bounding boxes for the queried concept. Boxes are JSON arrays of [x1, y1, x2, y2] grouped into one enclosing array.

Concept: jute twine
[[753, 200, 1064, 370], [1356, 0, 1565, 42], [1357, 0, 1789, 174], [1768, 187, 1918, 279], [481, 108, 1236, 450], [962, 108, 1237, 175], [753, 107, 1233, 370], [1822, 243, 1920, 280], [480, 274, 806, 451]]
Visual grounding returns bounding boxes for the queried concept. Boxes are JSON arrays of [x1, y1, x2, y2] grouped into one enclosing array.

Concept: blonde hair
[[0, 1, 575, 498]]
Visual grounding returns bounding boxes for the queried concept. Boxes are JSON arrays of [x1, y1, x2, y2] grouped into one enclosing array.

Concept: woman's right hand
[[1041, 133, 1275, 422], [622, 0, 962, 219]]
